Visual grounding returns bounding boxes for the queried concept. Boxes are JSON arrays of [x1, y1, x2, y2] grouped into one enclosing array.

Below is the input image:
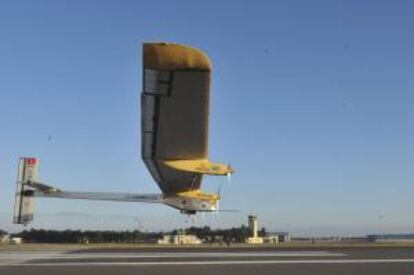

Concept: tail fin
[[13, 157, 38, 225]]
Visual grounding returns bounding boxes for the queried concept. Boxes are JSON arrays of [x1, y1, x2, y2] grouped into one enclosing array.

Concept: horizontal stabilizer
[[13, 158, 38, 225], [163, 159, 234, 175], [27, 181, 61, 193]]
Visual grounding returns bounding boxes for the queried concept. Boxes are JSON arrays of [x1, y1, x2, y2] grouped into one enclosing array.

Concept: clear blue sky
[[1, 0, 414, 236]]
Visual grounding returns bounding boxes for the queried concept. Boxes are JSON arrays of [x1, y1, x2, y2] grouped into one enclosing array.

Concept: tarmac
[[1, 245, 414, 275]]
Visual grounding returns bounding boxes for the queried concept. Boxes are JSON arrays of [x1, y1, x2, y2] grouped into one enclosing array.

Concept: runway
[[1, 246, 414, 275]]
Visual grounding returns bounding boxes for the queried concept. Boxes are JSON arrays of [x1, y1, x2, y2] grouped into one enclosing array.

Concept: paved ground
[[1, 246, 414, 275]]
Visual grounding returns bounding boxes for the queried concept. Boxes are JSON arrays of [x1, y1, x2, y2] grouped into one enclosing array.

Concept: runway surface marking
[[0, 251, 346, 260], [2, 259, 414, 266]]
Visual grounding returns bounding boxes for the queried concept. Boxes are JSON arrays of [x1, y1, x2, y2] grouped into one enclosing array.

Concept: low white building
[[263, 235, 279, 244], [0, 235, 23, 244], [246, 236, 263, 244], [275, 232, 291, 243], [158, 234, 202, 245], [0, 235, 10, 243], [10, 237, 23, 244]]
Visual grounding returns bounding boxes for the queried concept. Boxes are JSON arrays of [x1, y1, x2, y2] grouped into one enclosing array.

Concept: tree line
[[15, 229, 162, 244], [4, 225, 266, 244]]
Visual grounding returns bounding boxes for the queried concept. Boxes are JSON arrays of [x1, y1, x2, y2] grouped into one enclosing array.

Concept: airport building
[[274, 232, 292, 243], [244, 215, 291, 244], [158, 233, 202, 245], [246, 215, 264, 244], [367, 234, 414, 243], [263, 235, 279, 244], [1, 235, 23, 244], [0, 235, 8, 243]]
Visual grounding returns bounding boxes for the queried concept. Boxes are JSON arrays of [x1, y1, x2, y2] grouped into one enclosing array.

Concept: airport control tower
[[248, 215, 258, 238], [247, 215, 263, 244]]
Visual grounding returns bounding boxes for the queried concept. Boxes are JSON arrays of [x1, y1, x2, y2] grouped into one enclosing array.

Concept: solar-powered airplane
[[13, 43, 234, 225]]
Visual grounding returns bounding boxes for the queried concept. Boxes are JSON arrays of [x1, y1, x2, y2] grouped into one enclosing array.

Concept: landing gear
[[180, 209, 196, 215]]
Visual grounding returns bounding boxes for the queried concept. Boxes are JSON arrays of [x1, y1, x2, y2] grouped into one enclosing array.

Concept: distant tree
[[239, 225, 250, 242], [258, 227, 267, 237]]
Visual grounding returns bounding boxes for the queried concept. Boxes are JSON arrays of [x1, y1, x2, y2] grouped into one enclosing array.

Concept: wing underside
[[142, 43, 213, 193]]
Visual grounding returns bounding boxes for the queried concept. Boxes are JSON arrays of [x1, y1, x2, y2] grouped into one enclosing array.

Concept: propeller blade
[[227, 171, 232, 184]]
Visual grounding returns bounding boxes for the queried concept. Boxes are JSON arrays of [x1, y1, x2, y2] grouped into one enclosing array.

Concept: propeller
[[213, 163, 234, 215], [227, 171, 232, 184], [201, 211, 205, 223], [215, 177, 224, 213]]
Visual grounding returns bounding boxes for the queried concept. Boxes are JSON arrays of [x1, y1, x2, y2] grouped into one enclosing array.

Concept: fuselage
[[163, 189, 219, 214]]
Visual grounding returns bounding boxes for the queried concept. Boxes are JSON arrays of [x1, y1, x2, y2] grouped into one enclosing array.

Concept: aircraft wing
[[34, 189, 162, 203], [142, 42, 223, 193], [24, 180, 162, 203]]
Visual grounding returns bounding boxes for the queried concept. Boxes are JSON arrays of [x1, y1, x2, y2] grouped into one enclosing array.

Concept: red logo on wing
[[27, 158, 37, 165]]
